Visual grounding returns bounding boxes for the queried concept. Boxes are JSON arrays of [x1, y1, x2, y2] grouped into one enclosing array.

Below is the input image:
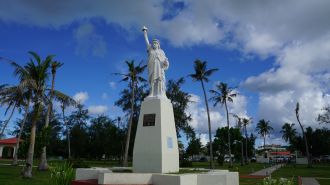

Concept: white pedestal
[[133, 97, 179, 173]]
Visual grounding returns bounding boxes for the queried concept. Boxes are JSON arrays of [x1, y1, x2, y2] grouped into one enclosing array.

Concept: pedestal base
[[133, 98, 179, 173]]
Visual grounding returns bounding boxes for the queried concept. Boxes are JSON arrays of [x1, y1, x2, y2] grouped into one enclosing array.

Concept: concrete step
[[72, 179, 152, 185]]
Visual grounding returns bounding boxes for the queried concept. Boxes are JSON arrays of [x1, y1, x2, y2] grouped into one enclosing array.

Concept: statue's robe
[[147, 46, 169, 96]]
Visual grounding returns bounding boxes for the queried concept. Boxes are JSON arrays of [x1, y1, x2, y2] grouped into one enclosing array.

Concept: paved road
[[249, 164, 283, 176], [301, 177, 320, 185]]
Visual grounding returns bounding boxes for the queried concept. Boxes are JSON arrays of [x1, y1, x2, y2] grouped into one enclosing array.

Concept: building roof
[[0, 137, 22, 145], [270, 151, 291, 156]]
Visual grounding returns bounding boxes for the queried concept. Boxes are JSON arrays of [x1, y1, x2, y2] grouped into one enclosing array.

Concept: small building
[[256, 144, 291, 163], [0, 137, 22, 158]]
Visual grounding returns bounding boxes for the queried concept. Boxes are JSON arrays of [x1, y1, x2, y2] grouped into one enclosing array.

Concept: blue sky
[[0, 1, 329, 147]]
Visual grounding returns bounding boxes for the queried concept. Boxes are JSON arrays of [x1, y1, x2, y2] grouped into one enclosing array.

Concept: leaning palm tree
[[13, 52, 52, 178], [280, 123, 297, 145], [53, 90, 77, 160], [115, 60, 147, 167], [8, 51, 70, 178], [0, 85, 27, 137], [13, 90, 32, 165], [39, 61, 63, 170], [256, 119, 273, 150], [210, 82, 236, 167], [242, 117, 252, 163], [189, 59, 218, 169], [0, 85, 31, 165], [295, 102, 312, 167]]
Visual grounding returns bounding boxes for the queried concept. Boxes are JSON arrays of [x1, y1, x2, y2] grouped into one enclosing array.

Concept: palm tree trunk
[[241, 139, 244, 166], [296, 114, 312, 167], [22, 103, 41, 178], [61, 106, 71, 160], [38, 105, 51, 170], [200, 80, 214, 169], [224, 100, 232, 167], [0, 104, 17, 137], [13, 99, 30, 165], [39, 71, 56, 170], [123, 80, 135, 167], [263, 135, 266, 150], [244, 125, 248, 164]]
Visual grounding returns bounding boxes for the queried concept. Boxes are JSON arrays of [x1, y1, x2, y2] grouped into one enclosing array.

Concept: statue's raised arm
[[142, 26, 150, 48]]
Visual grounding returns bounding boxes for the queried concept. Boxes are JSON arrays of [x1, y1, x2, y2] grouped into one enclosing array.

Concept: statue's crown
[[152, 39, 160, 43]]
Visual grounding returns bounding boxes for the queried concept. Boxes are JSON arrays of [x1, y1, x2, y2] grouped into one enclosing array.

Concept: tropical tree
[[295, 102, 312, 167], [7, 51, 70, 178], [53, 90, 77, 159], [232, 114, 244, 166], [186, 135, 202, 159], [115, 60, 147, 167], [0, 85, 25, 137], [242, 117, 252, 163], [210, 82, 236, 167], [256, 119, 273, 150], [280, 123, 297, 145], [166, 78, 193, 138], [189, 59, 218, 169], [67, 103, 89, 158], [39, 61, 63, 170], [317, 106, 330, 125]]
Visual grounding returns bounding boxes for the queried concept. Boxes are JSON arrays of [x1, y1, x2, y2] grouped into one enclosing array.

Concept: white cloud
[[187, 92, 249, 135], [88, 105, 108, 115], [109, 81, 117, 89], [73, 91, 89, 104], [74, 22, 107, 57], [2, 0, 330, 145], [101, 92, 108, 100]]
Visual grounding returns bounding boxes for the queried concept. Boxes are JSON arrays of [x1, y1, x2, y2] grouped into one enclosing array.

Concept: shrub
[[217, 154, 224, 166], [69, 158, 90, 168], [180, 159, 192, 167], [259, 177, 294, 185], [49, 162, 75, 185]]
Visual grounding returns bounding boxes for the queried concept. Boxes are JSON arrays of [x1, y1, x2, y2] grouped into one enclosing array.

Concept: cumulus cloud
[[2, 0, 330, 145], [88, 105, 108, 115], [187, 92, 249, 135], [73, 91, 89, 104], [74, 22, 107, 57]]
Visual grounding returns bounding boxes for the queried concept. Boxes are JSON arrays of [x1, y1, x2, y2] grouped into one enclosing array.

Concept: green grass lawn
[[2, 159, 328, 185], [317, 178, 330, 185], [191, 162, 270, 175], [272, 164, 330, 185], [0, 165, 50, 185]]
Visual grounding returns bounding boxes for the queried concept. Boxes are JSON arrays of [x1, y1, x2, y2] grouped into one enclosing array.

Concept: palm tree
[[232, 114, 244, 166], [7, 51, 70, 177], [54, 90, 77, 160], [39, 61, 63, 170], [242, 117, 252, 163], [115, 60, 147, 167], [210, 82, 236, 167], [16, 52, 52, 178], [0, 86, 20, 137], [295, 102, 312, 167], [189, 59, 218, 169], [280, 123, 297, 145], [0, 85, 31, 165], [13, 90, 32, 165], [256, 119, 273, 150]]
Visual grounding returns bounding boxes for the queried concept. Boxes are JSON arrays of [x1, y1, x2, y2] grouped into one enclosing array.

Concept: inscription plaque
[[143, 114, 156, 126]]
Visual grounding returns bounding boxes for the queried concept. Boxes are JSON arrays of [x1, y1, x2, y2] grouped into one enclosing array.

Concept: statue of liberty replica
[[142, 26, 169, 98], [133, 26, 179, 173]]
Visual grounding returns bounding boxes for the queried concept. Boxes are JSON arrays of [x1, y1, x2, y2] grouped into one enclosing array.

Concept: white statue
[[142, 26, 169, 98]]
